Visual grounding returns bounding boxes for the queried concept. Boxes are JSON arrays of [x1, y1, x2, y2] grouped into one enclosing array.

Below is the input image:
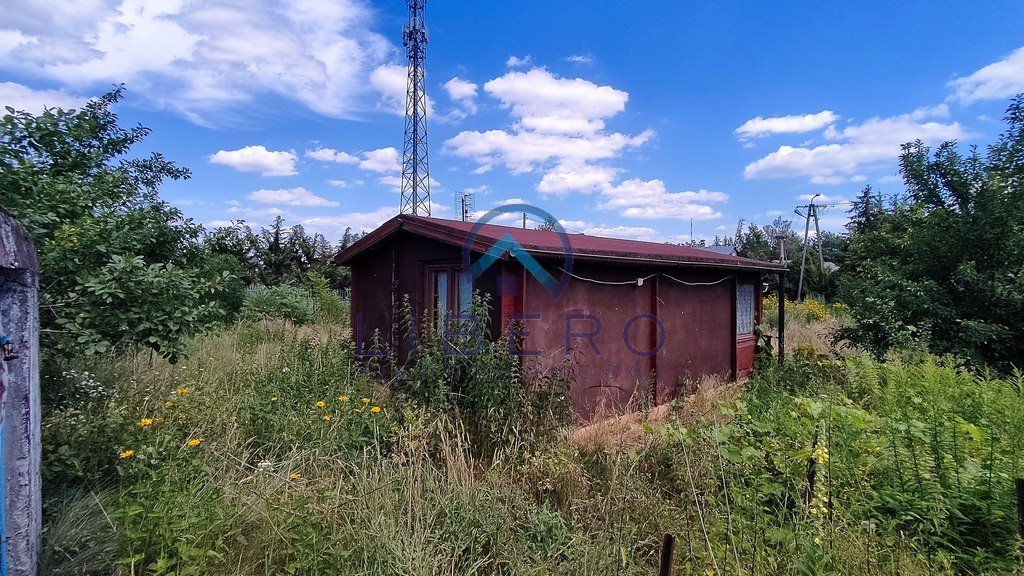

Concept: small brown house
[[334, 214, 783, 417]]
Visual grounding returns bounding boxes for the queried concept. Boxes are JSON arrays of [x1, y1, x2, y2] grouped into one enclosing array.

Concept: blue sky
[[2, 0, 1023, 243]]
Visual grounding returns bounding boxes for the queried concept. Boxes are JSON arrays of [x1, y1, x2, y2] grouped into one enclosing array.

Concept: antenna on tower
[[454, 191, 475, 222], [400, 0, 431, 216]]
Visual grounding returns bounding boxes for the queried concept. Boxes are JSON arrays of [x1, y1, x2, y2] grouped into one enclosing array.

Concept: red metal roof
[[334, 214, 784, 271]]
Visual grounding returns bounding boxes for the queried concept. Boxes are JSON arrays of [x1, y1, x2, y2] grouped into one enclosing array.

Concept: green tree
[[0, 87, 228, 361], [838, 94, 1024, 368]]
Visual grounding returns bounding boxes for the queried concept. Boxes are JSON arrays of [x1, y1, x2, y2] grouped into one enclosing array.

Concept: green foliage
[[44, 317, 1024, 575], [391, 293, 570, 454], [839, 95, 1024, 368], [56, 255, 227, 361], [0, 87, 231, 361], [205, 217, 353, 290], [240, 285, 315, 325]]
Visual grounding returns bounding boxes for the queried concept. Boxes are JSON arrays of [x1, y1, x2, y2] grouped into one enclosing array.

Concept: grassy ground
[[39, 315, 1024, 575]]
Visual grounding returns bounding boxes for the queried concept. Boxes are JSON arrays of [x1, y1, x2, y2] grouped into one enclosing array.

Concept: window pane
[[737, 284, 754, 335], [434, 271, 448, 329], [458, 271, 473, 314]]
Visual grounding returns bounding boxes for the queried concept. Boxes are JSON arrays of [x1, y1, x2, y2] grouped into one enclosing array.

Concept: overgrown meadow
[[38, 290, 1024, 575]]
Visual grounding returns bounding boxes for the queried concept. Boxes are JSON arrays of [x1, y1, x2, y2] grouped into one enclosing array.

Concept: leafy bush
[[239, 285, 314, 325]]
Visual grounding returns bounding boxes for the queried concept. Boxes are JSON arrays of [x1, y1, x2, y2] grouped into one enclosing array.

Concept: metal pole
[[813, 204, 825, 273], [796, 205, 811, 302]]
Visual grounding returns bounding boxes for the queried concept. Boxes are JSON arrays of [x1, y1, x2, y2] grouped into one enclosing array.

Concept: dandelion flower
[[338, 395, 349, 403], [814, 537, 822, 545], [176, 387, 189, 395], [361, 397, 370, 404], [322, 414, 332, 421], [271, 396, 279, 402], [289, 472, 301, 479], [186, 438, 202, 447], [370, 406, 381, 413], [118, 449, 134, 459], [138, 418, 154, 427], [164, 401, 174, 407], [316, 400, 326, 407]]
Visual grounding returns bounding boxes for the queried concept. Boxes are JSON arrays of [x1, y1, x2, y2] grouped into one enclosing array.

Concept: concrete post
[[0, 208, 41, 576]]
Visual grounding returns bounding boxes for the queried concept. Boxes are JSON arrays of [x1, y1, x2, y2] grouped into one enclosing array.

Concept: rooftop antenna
[[454, 191, 475, 222], [399, 0, 431, 216]]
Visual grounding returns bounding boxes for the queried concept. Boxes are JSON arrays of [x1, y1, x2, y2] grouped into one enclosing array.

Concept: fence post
[[0, 208, 41, 576], [658, 533, 676, 576]]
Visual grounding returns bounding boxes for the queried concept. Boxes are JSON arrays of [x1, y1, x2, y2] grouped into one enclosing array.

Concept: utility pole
[[812, 203, 825, 273], [399, 0, 431, 216], [522, 212, 527, 229], [795, 193, 819, 302]]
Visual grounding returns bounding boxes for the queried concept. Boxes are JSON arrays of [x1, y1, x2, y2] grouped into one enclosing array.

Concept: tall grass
[[39, 314, 1024, 575]]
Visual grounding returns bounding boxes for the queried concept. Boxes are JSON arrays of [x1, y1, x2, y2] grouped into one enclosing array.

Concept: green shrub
[[240, 285, 314, 325]]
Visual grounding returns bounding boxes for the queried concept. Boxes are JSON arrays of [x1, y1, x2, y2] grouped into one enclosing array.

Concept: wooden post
[[0, 208, 41, 576], [1016, 478, 1024, 539], [777, 271, 786, 365], [658, 533, 676, 576]]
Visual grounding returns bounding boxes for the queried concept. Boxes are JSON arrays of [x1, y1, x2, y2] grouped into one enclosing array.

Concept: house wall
[[350, 232, 504, 363], [349, 238, 765, 420]]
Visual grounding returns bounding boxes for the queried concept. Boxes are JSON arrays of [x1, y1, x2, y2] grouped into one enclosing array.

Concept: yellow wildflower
[[316, 400, 326, 408], [370, 406, 381, 413], [271, 396, 279, 401], [338, 395, 350, 402], [322, 414, 332, 421], [814, 537, 822, 545], [289, 472, 301, 479], [138, 418, 153, 427], [186, 438, 202, 447], [176, 387, 189, 395], [361, 397, 370, 404], [118, 449, 134, 459], [165, 401, 174, 408]]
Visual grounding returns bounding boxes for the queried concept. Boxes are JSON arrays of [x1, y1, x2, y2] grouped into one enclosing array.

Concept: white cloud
[[744, 108, 968, 184], [305, 147, 359, 164], [735, 110, 839, 140], [0, 0, 393, 123], [537, 163, 618, 195], [327, 179, 350, 187], [557, 219, 663, 241], [601, 179, 726, 220], [797, 194, 848, 204], [359, 147, 401, 173], [485, 68, 629, 134], [949, 46, 1024, 104], [506, 55, 532, 68], [369, 63, 435, 117], [565, 54, 593, 65], [302, 205, 397, 238], [446, 129, 652, 174], [248, 187, 339, 207], [444, 77, 477, 101], [209, 145, 298, 176], [0, 81, 89, 113], [443, 76, 478, 119]]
